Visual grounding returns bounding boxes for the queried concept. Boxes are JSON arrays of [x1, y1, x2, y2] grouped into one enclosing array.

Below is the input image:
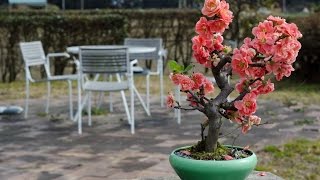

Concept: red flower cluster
[[167, 73, 214, 107], [232, 16, 302, 81], [167, 0, 302, 135], [192, 0, 233, 67], [229, 16, 302, 132]]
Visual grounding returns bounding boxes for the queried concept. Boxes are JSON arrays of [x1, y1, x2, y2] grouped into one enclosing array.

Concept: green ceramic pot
[[169, 145, 257, 180]]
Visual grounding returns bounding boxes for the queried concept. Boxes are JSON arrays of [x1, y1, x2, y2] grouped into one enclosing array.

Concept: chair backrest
[[79, 46, 129, 74], [20, 41, 46, 67], [124, 38, 162, 60]]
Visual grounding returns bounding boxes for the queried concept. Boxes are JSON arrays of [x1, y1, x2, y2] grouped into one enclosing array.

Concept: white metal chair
[[76, 46, 135, 134], [124, 38, 167, 108], [20, 41, 77, 119]]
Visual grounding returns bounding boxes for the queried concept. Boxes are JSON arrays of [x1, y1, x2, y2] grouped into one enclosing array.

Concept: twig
[[219, 125, 241, 138], [173, 106, 197, 111]]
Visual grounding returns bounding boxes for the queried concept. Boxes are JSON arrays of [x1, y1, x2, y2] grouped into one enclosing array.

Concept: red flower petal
[[224, 155, 234, 160]]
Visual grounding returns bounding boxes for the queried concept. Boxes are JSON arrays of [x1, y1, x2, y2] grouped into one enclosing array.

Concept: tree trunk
[[205, 113, 222, 152]]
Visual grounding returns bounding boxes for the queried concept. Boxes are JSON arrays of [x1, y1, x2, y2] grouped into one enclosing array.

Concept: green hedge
[[2, 10, 317, 82], [290, 13, 320, 82], [0, 13, 126, 82]]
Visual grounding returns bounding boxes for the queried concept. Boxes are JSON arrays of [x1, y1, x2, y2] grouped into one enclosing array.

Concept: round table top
[[67, 45, 156, 55]]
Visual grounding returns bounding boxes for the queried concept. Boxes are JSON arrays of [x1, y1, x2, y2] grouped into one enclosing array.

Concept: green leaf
[[168, 60, 184, 73], [168, 60, 179, 71], [184, 64, 193, 73]]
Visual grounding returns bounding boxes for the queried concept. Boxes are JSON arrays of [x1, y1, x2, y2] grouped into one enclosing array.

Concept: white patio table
[[67, 45, 156, 122]]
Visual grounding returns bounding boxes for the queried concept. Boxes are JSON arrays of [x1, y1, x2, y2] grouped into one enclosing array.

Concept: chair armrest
[[47, 52, 70, 59], [74, 59, 80, 69], [158, 48, 168, 59], [130, 59, 138, 66]]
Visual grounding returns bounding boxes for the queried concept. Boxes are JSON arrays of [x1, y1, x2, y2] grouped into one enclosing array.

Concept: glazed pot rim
[[170, 145, 256, 162]]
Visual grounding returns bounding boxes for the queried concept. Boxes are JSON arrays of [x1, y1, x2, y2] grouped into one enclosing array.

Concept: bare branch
[[185, 90, 206, 106], [174, 106, 197, 111], [219, 125, 241, 138]]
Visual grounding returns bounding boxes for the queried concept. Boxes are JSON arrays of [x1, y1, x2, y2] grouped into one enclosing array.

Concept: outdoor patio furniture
[[0, 106, 23, 115], [124, 38, 167, 107], [67, 45, 155, 117], [20, 41, 77, 119], [75, 46, 135, 134]]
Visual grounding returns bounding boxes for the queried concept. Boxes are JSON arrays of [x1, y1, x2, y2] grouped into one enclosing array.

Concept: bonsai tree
[[167, 0, 302, 156]]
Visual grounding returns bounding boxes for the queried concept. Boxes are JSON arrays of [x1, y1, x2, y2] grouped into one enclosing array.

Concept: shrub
[[290, 13, 320, 82], [0, 13, 126, 82]]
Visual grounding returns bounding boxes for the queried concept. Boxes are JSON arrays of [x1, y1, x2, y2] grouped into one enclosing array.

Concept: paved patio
[[0, 95, 319, 179]]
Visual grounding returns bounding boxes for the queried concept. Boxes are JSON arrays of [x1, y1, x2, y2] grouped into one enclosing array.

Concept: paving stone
[[0, 97, 318, 179], [139, 171, 283, 180]]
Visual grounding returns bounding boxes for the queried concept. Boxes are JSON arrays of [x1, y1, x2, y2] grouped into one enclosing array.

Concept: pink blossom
[[179, 75, 195, 91], [201, 0, 221, 17], [277, 23, 302, 39], [258, 172, 267, 176], [248, 115, 261, 125], [208, 19, 227, 33], [218, 1, 233, 26], [192, 35, 210, 65], [195, 17, 212, 38], [203, 78, 215, 94], [224, 155, 234, 160], [243, 145, 250, 150], [256, 80, 274, 95], [266, 62, 295, 81], [273, 38, 301, 64], [231, 47, 254, 77], [241, 124, 251, 134], [275, 64, 295, 81], [166, 92, 175, 108], [234, 93, 257, 116], [206, 33, 224, 52], [181, 150, 191, 155], [248, 67, 266, 78], [252, 20, 274, 38], [267, 15, 285, 25], [192, 73, 206, 90], [235, 78, 248, 93], [170, 73, 183, 85]]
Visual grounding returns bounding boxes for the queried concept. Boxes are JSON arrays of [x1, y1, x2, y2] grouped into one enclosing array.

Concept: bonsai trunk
[[205, 113, 222, 152]]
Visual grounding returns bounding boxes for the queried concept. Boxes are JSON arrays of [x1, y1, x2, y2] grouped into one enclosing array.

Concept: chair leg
[[45, 81, 51, 114], [109, 92, 113, 112], [109, 74, 113, 112], [77, 79, 82, 134], [88, 91, 92, 126], [175, 86, 181, 124], [24, 80, 30, 118], [120, 90, 131, 124], [130, 86, 135, 134], [146, 74, 150, 115], [68, 80, 73, 120], [160, 65, 164, 107]]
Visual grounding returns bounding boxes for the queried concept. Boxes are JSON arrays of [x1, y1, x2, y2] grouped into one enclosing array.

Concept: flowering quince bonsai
[[167, 0, 302, 159]]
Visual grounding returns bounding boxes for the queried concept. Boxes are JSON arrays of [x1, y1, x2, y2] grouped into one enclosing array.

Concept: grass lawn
[[1, 76, 320, 105], [256, 139, 320, 180]]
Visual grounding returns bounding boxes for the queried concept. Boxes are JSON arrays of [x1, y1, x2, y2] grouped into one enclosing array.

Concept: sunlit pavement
[[0, 96, 319, 179]]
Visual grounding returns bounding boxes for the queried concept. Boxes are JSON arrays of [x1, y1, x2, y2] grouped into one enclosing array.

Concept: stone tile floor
[[0, 95, 319, 179]]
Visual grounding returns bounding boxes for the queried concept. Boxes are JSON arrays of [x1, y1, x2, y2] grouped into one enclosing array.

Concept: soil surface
[[0, 95, 319, 179]]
